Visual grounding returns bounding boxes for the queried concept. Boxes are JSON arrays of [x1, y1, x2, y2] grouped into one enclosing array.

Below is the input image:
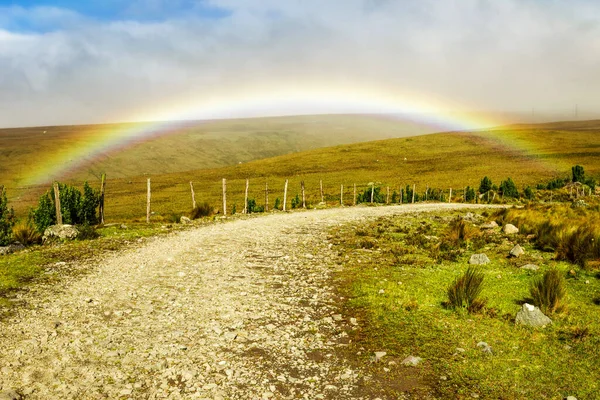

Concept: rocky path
[[0, 204, 485, 400]]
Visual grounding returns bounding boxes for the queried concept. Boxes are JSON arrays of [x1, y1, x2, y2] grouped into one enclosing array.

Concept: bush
[[447, 267, 486, 313], [530, 269, 566, 314], [31, 182, 100, 233], [291, 194, 301, 209], [572, 165, 585, 183], [274, 197, 281, 210], [0, 187, 16, 245], [357, 186, 385, 204], [190, 202, 213, 219], [524, 186, 534, 200], [77, 224, 100, 241], [465, 186, 476, 202], [499, 178, 519, 198], [556, 222, 600, 268], [443, 216, 478, 247], [246, 198, 264, 214], [12, 221, 41, 246], [479, 176, 493, 194]]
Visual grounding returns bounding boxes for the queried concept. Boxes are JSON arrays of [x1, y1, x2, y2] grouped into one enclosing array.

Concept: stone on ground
[[502, 224, 519, 234], [42, 224, 79, 243], [515, 303, 552, 327], [401, 355, 422, 366], [520, 264, 539, 271], [480, 221, 498, 229], [0, 243, 25, 256], [509, 244, 524, 258], [469, 254, 490, 265]]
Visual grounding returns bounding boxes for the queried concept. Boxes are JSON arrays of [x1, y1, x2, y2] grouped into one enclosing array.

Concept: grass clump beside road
[[330, 208, 600, 399]]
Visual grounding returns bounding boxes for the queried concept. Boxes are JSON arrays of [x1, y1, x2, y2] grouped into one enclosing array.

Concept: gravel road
[[0, 203, 488, 400]]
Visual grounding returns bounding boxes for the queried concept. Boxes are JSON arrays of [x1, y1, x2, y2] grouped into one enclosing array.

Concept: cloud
[[1, 0, 600, 127]]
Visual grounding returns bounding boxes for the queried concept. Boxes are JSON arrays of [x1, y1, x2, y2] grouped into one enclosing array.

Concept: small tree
[[291, 194, 301, 209], [572, 165, 585, 183], [274, 197, 281, 210], [479, 176, 493, 194], [391, 191, 398, 203], [0, 187, 16, 245], [465, 186, 476, 202], [524, 186, 534, 200], [499, 178, 519, 198]]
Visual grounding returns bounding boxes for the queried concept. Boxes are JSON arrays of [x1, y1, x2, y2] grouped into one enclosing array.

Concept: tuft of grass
[[76, 224, 100, 241], [557, 222, 600, 268], [12, 221, 41, 246], [446, 266, 487, 313], [444, 217, 479, 247], [530, 268, 567, 314], [190, 202, 213, 219]]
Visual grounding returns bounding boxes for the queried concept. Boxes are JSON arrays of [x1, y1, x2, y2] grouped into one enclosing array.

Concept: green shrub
[[391, 191, 398, 203], [274, 197, 281, 210], [500, 178, 519, 198], [77, 224, 100, 241], [530, 269, 567, 314], [572, 165, 585, 183], [12, 221, 41, 246], [246, 198, 264, 213], [357, 186, 385, 204], [0, 187, 16, 245], [465, 186, 476, 202], [190, 202, 213, 219], [524, 186, 534, 200], [447, 267, 486, 313], [291, 194, 301, 209], [31, 182, 100, 233], [479, 176, 493, 194]]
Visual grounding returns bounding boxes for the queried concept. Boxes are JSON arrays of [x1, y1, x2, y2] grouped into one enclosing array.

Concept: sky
[[1, 0, 599, 128]]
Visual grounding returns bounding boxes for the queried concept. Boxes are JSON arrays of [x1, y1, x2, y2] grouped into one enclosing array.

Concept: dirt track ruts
[[0, 203, 490, 399]]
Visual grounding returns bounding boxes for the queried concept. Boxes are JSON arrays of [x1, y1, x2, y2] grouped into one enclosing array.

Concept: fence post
[[189, 181, 196, 210], [340, 184, 344, 206], [386, 186, 390, 204], [146, 179, 151, 223], [243, 179, 249, 214], [53, 182, 63, 225], [425, 185, 428, 201], [464, 187, 467, 202], [99, 173, 106, 224], [412, 184, 416, 203], [301, 180, 306, 208], [400, 188, 403, 204], [353, 183, 357, 206], [370, 184, 374, 204], [222, 178, 227, 216], [448, 188, 452, 203], [283, 179, 288, 211], [265, 181, 269, 212], [320, 180, 324, 203]]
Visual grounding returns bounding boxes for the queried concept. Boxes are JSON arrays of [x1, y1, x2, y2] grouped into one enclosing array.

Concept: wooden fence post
[[370, 184, 374, 204], [265, 181, 269, 212], [386, 186, 390, 204], [353, 183, 357, 206], [320, 180, 324, 203], [53, 182, 63, 225], [340, 184, 344, 206], [464, 187, 467, 202], [283, 179, 288, 211], [412, 184, 416, 203], [222, 178, 227, 216], [146, 178, 151, 223], [400, 188, 403, 204], [243, 179, 249, 214], [99, 173, 106, 224], [448, 188, 452, 203], [189, 181, 196, 210], [301, 181, 306, 208], [425, 185, 428, 201]]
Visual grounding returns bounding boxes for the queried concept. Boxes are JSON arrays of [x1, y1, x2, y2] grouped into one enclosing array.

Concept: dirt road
[[0, 204, 487, 399]]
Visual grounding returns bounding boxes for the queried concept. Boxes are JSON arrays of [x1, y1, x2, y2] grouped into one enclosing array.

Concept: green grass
[[330, 210, 600, 399]]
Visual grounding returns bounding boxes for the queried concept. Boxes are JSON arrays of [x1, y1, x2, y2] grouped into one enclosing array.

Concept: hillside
[[0, 114, 436, 188]]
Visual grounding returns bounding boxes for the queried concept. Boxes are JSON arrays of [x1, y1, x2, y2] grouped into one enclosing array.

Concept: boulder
[[180, 216, 192, 224], [509, 244, 525, 258], [515, 303, 552, 327], [469, 254, 490, 265], [476, 341, 493, 355], [503, 224, 519, 234], [401, 355, 422, 366], [372, 351, 387, 362], [42, 224, 79, 243], [480, 221, 498, 229], [520, 264, 539, 271], [464, 212, 479, 222], [0, 243, 25, 256]]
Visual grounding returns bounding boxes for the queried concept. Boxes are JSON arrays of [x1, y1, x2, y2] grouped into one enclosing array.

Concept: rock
[[480, 221, 498, 229], [566, 396, 578, 400], [509, 244, 524, 258], [119, 224, 128, 229], [0, 243, 25, 255], [372, 351, 387, 362], [476, 341, 493, 355], [515, 303, 552, 327], [502, 224, 519, 234], [401, 355, 422, 366], [0, 390, 21, 400], [520, 264, 539, 271], [571, 199, 587, 208], [180, 216, 192, 224], [464, 212, 479, 222], [42, 224, 79, 243], [469, 254, 490, 265]]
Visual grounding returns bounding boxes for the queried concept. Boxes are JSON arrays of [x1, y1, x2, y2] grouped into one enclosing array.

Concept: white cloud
[[1, 0, 600, 127]]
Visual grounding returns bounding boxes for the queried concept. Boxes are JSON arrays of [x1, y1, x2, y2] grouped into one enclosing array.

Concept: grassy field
[[329, 205, 600, 399], [3, 118, 600, 220]]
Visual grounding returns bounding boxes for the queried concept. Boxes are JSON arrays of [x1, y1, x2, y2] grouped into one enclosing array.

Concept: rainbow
[[22, 85, 508, 186]]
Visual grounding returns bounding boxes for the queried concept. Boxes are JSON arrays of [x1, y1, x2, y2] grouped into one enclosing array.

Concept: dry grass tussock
[[446, 267, 487, 313], [12, 222, 41, 246], [530, 268, 567, 314]]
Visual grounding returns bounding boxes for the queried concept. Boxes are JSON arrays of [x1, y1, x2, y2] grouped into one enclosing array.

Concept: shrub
[[479, 176, 493, 194], [31, 182, 100, 233], [291, 194, 301, 209], [190, 202, 213, 219], [274, 197, 281, 210], [499, 178, 519, 198], [12, 221, 41, 246], [524, 186, 534, 200], [0, 187, 16, 245], [391, 191, 398, 203], [77, 224, 100, 241], [443, 216, 478, 247], [556, 222, 600, 268], [246, 198, 264, 213], [447, 267, 486, 313], [357, 186, 385, 204], [572, 165, 585, 183], [465, 186, 476, 202], [530, 269, 567, 314]]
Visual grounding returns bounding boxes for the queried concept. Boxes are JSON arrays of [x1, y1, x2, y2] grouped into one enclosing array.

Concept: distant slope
[[0, 114, 436, 188]]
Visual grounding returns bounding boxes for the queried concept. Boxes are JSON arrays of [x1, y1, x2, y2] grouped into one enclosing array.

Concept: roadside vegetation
[[329, 200, 600, 398]]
